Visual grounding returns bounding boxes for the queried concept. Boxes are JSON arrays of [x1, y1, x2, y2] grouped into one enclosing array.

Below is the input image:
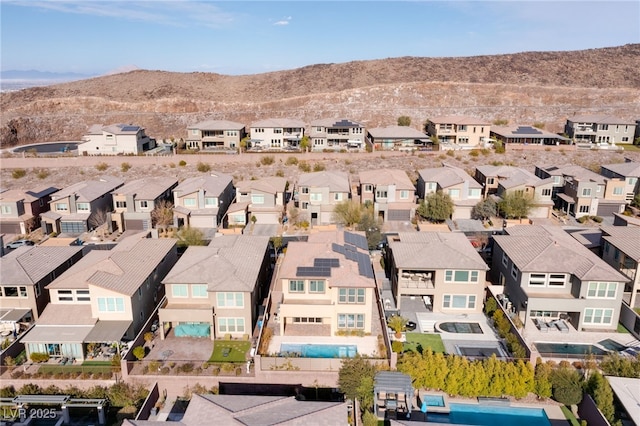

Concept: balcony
[[399, 272, 435, 291]]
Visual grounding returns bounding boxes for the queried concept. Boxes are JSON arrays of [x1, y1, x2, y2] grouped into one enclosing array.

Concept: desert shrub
[[168, 162, 176, 168], [132, 346, 146, 361], [446, 150, 455, 157], [313, 163, 326, 172], [211, 366, 220, 376], [4, 356, 15, 367], [148, 361, 161, 372], [235, 367, 243, 376], [480, 148, 491, 156], [469, 150, 480, 157], [35, 169, 50, 179], [591, 216, 603, 223], [160, 367, 170, 374], [197, 161, 211, 172], [221, 363, 235, 373], [298, 161, 311, 172], [285, 156, 298, 165], [260, 155, 275, 165], [178, 160, 187, 167], [12, 169, 27, 179], [179, 363, 194, 373], [121, 162, 132, 172], [576, 216, 588, 224], [494, 141, 506, 154], [391, 340, 404, 353], [30, 352, 49, 363], [275, 169, 285, 177], [95, 162, 109, 171]]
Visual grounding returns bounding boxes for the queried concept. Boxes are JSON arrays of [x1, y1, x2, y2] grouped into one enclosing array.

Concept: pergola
[[373, 371, 414, 419]]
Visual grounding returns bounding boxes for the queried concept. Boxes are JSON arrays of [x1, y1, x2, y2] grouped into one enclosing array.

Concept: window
[[57, 289, 73, 301], [115, 201, 127, 209], [443, 294, 476, 309], [502, 252, 509, 267], [376, 190, 388, 198], [458, 125, 467, 132], [511, 264, 519, 280], [448, 189, 460, 198], [587, 282, 617, 299], [1, 205, 12, 214], [183, 198, 196, 207], [548, 274, 567, 287], [582, 188, 592, 196], [192, 129, 199, 135], [76, 289, 90, 302], [338, 288, 366, 304], [310, 193, 322, 202], [76, 203, 90, 212], [364, 184, 373, 193], [204, 197, 217, 208], [337, 314, 365, 329], [293, 317, 322, 323], [528, 273, 566, 287], [97, 297, 125, 312], [288, 280, 305, 293], [579, 205, 590, 213], [444, 270, 479, 283], [301, 187, 309, 194], [613, 187, 623, 195], [458, 137, 469, 144], [583, 308, 613, 325], [334, 193, 343, 201], [251, 194, 265, 205], [1, 286, 27, 298], [468, 188, 481, 198], [219, 317, 245, 333], [55, 203, 68, 211], [302, 202, 309, 210], [614, 248, 620, 261], [487, 178, 495, 185], [622, 137, 629, 142], [217, 292, 244, 307], [400, 190, 409, 199], [140, 200, 148, 208], [172, 284, 188, 298], [603, 241, 610, 253], [309, 280, 325, 293], [529, 274, 546, 286], [192, 284, 208, 298], [542, 188, 551, 196]]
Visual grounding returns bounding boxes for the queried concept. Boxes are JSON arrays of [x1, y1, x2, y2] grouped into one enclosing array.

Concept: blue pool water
[[535, 342, 608, 357], [280, 343, 357, 358], [427, 403, 550, 426], [423, 395, 445, 407]]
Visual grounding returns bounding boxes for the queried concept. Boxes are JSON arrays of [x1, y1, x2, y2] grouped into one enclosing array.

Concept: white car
[[6, 239, 35, 249]]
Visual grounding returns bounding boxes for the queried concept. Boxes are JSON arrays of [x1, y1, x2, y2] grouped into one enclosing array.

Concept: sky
[[1, 0, 639, 76]]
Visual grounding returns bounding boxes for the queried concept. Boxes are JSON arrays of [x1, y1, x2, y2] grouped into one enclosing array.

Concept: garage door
[[124, 219, 150, 231], [597, 203, 624, 217], [0, 222, 21, 234], [190, 215, 216, 228], [61, 221, 86, 234], [388, 209, 411, 221], [253, 212, 279, 224]]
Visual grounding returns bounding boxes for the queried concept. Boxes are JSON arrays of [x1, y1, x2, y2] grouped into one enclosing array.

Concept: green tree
[[586, 371, 615, 423], [333, 200, 363, 227], [240, 136, 250, 152], [132, 346, 145, 361], [178, 227, 206, 246], [498, 192, 533, 221], [550, 366, 583, 405], [397, 116, 411, 126], [338, 356, 377, 404], [388, 315, 408, 338], [472, 198, 497, 221], [534, 361, 553, 399], [357, 202, 383, 250], [632, 193, 640, 208], [299, 135, 310, 152], [417, 191, 454, 222]]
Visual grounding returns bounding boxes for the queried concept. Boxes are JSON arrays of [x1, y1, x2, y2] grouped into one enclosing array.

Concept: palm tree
[[388, 315, 408, 339]]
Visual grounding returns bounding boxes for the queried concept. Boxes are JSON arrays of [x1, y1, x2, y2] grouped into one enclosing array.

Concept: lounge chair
[[554, 320, 570, 333]]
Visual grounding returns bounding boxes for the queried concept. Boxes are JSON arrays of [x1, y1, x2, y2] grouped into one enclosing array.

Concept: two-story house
[[21, 233, 177, 361], [172, 173, 235, 233], [490, 125, 570, 146], [600, 161, 640, 203], [535, 165, 626, 218], [426, 115, 491, 150], [79, 124, 156, 155], [159, 235, 270, 340], [492, 225, 628, 331], [249, 118, 305, 150], [600, 226, 640, 308], [0, 245, 84, 326], [565, 115, 637, 145], [271, 230, 378, 340], [185, 120, 246, 150], [386, 232, 488, 314], [417, 163, 482, 220], [309, 118, 366, 151], [111, 177, 178, 232], [41, 176, 124, 235], [357, 169, 415, 222], [228, 177, 287, 226], [296, 171, 350, 225], [367, 126, 431, 151], [0, 186, 58, 235]]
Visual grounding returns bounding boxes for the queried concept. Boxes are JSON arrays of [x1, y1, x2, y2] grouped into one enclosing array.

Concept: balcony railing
[[399, 272, 434, 290]]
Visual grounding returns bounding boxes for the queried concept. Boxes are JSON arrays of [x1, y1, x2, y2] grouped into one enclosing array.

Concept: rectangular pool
[[535, 342, 608, 357], [280, 343, 357, 358], [426, 403, 550, 426], [422, 394, 445, 407]]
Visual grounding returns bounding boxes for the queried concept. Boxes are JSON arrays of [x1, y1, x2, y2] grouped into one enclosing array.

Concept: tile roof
[[494, 225, 628, 281], [367, 125, 429, 139], [46, 234, 176, 296], [0, 186, 58, 203], [162, 235, 269, 292], [568, 114, 635, 125], [250, 118, 306, 128], [428, 115, 490, 125], [418, 163, 482, 189], [491, 125, 570, 140], [1, 246, 83, 286], [298, 171, 350, 192], [358, 169, 414, 189], [389, 232, 487, 270], [112, 177, 178, 200], [173, 173, 233, 197], [235, 176, 287, 195], [601, 162, 640, 177], [310, 118, 364, 128], [188, 120, 245, 130], [537, 164, 606, 183], [601, 226, 640, 261], [88, 123, 145, 134], [36, 304, 96, 325], [51, 176, 124, 202]]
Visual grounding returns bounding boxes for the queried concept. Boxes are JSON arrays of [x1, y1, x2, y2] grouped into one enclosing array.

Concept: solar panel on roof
[[315, 258, 340, 268], [344, 232, 354, 246], [332, 243, 345, 255], [345, 243, 357, 252], [513, 126, 542, 135], [121, 126, 140, 132], [296, 267, 331, 277], [345, 231, 368, 250], [345, 250, 358, 261]]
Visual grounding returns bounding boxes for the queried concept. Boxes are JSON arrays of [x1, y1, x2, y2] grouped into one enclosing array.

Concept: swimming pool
[[535, 342, 608, 357], [279, 343, 357, 358], [13, 142, 79, 153], [422, 394, 445, 407], [438, 322, 484, 334], [426, 403, 550, 426]]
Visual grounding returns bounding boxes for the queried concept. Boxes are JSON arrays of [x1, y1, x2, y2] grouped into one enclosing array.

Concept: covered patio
[[374, 371, 414, 420]]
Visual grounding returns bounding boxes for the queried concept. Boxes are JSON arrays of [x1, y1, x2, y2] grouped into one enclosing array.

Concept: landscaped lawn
[[209, 340, 251, 363], [622, 144, 640, 152], [403, 333, 445, 353], [38, 364, 113, 374]]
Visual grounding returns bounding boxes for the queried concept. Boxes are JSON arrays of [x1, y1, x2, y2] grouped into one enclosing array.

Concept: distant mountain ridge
[[0, 69, 95, 80]]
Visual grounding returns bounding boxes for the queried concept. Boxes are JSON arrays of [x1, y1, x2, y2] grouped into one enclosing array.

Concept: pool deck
[[267, 334, 379, 357]]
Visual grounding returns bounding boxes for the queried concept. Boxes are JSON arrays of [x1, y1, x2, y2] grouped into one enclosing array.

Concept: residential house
[[172, 173, 235, 233], [111, 177, 178, 232], [159, 235, 270, 340], [426, 115, 491, 150], [249, 118, 305, 150], [565, 115, 637, 145], [492, 225, 628, 331], [309, 118, 366, 151], [600, 161, 640, 203], [0, 186, 58, 234], [231, 177, 287, 226], [535, 165, 626, 218], [386, 232, 488, 312], [296, 171, 351, 225], [0, 245, 84, 324], [185, 120, 246, 150], [357, 169, 416, 222], [490, 125, 570, 146], [41, 176, 124, 235], [600, 226, 640, 308], [417, 163, 482, 220], [475, 165, 554, 218], [367, 126, 431, 151], [272, 230, 378, 338], [79, 124, 156, 155], [21, 233, 178, 361]]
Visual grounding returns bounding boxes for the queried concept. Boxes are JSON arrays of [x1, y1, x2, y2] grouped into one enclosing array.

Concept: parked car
[[6, 239, 35, 249]]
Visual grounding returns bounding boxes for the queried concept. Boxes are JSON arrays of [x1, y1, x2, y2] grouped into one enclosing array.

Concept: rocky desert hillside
[[2, 44, 640, 148]]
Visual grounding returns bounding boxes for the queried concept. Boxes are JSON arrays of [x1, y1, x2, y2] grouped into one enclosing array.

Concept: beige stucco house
[[417, 163, 483, 220], [185, 120, 246, 150], [159, 235, 271, 340], [357, 169, 415, 222], [111, 177, 178, 232], [600, 226, 640, 308], [79, 123, 156, 155], [230, 177, 287, 226], [249, 118, 305, 150], [296, 171, 351, 225], [172, 173, 235, 232], [21, 234, 177, 361], [309, 118, 366, 151], [600, 161, 640, 203], [0, 186, 58, 235], [426, 115, 491, 150]]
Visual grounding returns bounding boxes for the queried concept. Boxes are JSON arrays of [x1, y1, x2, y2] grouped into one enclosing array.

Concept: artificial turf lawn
[[209, 340, 251, 363], [403, 332, 446, 353]]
